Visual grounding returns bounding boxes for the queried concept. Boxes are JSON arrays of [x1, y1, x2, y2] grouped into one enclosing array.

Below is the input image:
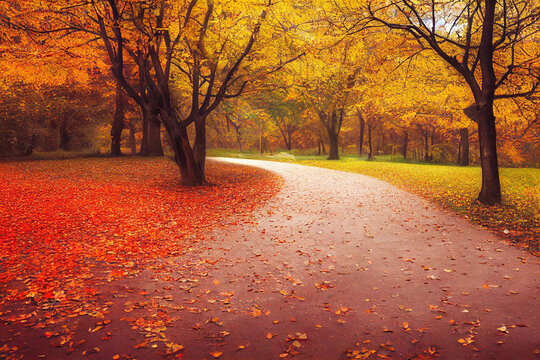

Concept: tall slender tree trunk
[[367, 123, 374, 160], [476, 0, 501, 204], [259, 131, 265, 154], [458, 127, 469, 166], [127, 120, 137, 155], [287, 128, 292, 151], [422, 131, 429, 162], [402, 130, 408, 159], [457, 1, 501, 204], [429, 130, 435, 161], [111, 84, 126, 157], [358, 111, 365, 156]]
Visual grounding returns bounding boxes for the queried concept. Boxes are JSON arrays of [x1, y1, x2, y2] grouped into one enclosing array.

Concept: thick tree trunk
[[140, 106, 163, 156], [193, 114, 207, 175], [160, 110, 205, 185], [326, 110, 341, 160], [327, 129, 339, 160], [111, 85, 126, 157], [458, 127, 469, 166], [146, 115, 163, 156], [477, 107, 501, 204], [402, 130, 408, 159]]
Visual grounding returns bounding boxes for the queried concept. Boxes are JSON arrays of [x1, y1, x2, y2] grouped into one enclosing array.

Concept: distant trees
[[1, 0, 538, 199]]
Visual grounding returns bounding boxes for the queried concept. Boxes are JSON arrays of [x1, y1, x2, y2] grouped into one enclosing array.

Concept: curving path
[[4, 158, 538, 360], [178, 158, 539, 359]]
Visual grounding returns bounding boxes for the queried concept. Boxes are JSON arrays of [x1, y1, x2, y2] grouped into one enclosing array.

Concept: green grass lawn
[[208, 149, 539, 252]]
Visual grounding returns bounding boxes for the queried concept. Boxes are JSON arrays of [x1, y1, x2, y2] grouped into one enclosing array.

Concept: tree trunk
[[358, 112, 365, 156], [128, 120, 137, 155], [286, 128, 292, 151], [140, 106, 163, 156], [193, 114, 207, 175], [477, 107, 501, 204], [327, 128, 339, 160], [326, 110, 341, 160], [429, 130, 435, 161], [259, 131, 265, 154], [160, 110, 205, 185], [111, 85, 126, 157], [146, 115, 163, 156], [236, 133, 243, 152], [59, 120, 70, 151], [475, 0, 501, 204], [321, 139, 326, 155], [423, 132, 429, 162], [402, 130, 408, 159], [458, 127, 469, 166], [367, 123, 374, 160]]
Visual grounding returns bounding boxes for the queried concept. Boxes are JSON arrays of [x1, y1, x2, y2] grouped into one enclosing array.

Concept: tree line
[[0, 0, 538, 204]]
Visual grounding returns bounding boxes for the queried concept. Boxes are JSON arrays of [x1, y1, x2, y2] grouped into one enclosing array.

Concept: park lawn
[[208, 149, 539, 252]]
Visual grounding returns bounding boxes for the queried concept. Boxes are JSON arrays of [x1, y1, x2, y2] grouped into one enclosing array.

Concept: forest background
[[0, 0, 538, 205]]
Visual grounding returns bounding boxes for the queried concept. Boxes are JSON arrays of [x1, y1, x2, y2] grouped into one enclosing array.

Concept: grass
[[208, 148, 539, 253]]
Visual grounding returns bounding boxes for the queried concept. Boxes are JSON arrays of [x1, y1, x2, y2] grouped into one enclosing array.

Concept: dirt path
[[2, 158, 538, 359]]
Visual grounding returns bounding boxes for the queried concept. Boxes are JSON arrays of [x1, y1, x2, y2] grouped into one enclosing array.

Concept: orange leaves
[[0, 158, 280, 311]]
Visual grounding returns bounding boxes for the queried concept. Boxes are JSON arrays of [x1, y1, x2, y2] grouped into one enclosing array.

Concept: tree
[[361, 0, 540, 204]]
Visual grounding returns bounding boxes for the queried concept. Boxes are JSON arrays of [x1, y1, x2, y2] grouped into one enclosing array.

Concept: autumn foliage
[[0, 158, 281, 306]]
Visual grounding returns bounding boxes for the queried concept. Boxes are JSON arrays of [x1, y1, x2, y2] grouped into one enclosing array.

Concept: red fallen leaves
[[0, 158, 281, 305]]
